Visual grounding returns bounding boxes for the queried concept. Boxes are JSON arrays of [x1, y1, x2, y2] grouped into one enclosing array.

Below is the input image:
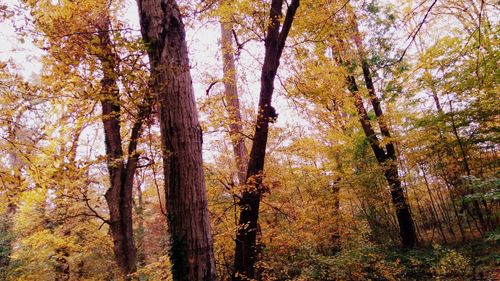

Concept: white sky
[[0, 0, 296, 164], [1, 0, 42, 75]]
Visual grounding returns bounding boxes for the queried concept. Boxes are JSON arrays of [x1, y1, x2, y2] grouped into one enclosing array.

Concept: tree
[[136, 0, 217, 280], [96, 16, 153, 277], [18, 0, 156, 277], [341, 9, 418, 247], [219, 7, 248, 186], [1, 0, 499, 279], [233, 0, 300, 279], [281, 0, 419, 247]]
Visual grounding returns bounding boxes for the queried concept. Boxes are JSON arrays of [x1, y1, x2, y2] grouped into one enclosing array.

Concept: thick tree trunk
[[98, 34, 137, 278], [233, 1, 299, 280], [220, 20, 248, 184], [384, 161, 418, 247], [136, 1, 216, 280]]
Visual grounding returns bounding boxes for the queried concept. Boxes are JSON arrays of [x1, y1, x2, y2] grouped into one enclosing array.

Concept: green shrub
[[432, 246, 471, 280]]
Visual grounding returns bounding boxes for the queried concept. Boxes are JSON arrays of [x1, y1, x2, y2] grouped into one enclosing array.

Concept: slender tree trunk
[[136, 1, 216, 280], [331, 181, 341, 254], [448, 101, 488, 232], [348, 13, 418, 246], [135, 181, 146, 267], [420, 164, 447, 243], [332, 47, 418, 246], [434, 181, 457, 240], [352, 78, 418, 247], [233, 1, 300, 280], [220, 20, 248, 185], [432, 93, 470, 241], [441, 172, 467, 241], [327, 122, 346, 253], [96, 18, 153, 278], [352, 26, 391, 140], [427, 70, 444, 113], [98, 26, 137, 277], [332, 29, 418, 247], [413, 194, 426, 242]]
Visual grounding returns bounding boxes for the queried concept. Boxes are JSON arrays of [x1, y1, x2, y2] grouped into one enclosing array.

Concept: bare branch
[[398, 0, 438, 63]]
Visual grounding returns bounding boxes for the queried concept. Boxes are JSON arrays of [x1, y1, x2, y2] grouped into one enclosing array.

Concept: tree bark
[[233, 1, 300, 280], [96, 19, 153, 278], [136, 1, 217, 280], [98, 28, 137, 278], [220, 20, 248, 185], [332, 41, 418, 247], [349, 75, 418, 247]]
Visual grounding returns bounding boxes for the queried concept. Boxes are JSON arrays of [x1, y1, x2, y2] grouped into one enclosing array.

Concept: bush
[[260, 224, 402, 280], [432, 246, 471, 280]]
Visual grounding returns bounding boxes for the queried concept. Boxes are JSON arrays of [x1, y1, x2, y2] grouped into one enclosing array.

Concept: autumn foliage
[[0, 0, 498, 280]]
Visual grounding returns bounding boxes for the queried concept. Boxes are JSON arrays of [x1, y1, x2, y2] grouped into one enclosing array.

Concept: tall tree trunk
[[233, 1, 300, 280], [441, 174, 467, 241], [420, 163, 448, 243], [426, 69, 444, 113], [429, 84, 470, 240], [330, 181, 341, 254], [332, 19, 419, 245], [135, 180, 146, 267], [448, 101, 488, 232], [96, 18, 152, 278], [350, 76, 417, 247], [98, 27, 137, 277], [351, 13, 418, 246], [220, 20, 248, 185], [331, 40, 418, 246], [136, 1, 217, 280], [326, 109, 347, 253]]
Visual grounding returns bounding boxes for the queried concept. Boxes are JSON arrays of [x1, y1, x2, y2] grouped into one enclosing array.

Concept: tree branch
[[277, 0, 300, 58], [398, 0, 438, 62]]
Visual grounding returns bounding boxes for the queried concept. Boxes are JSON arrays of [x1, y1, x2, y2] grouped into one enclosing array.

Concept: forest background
[[0, 0, 498, 280]]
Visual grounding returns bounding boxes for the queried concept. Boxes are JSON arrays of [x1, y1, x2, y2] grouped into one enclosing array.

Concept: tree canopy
[[0, 0, 498, 280]]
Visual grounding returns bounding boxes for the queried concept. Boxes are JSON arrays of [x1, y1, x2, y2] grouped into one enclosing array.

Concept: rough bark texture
[[98, 28, 137, 277], [136, 1, 216, 280], [220, 20, 248, 184], [97, 19, 152, 278], [233, 1, 299, 280]]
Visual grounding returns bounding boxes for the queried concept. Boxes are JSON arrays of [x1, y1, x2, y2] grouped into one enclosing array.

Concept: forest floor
[[385, 234, 500, 280]]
